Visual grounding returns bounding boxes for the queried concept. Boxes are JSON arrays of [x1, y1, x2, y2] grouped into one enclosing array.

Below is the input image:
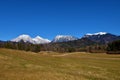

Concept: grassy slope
[[0, 48, 120, 80]]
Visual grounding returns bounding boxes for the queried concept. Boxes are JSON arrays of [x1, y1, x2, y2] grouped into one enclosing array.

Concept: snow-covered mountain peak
[[52, 35, 78, 42], [11, 34, 51, 44], [18, 34, 31, 38], [55, 35, 73, 39], [33, 36, 51, 44], [55, 35, 64, 38], [84, 32, 120, 44], [11, 34, 33, 43], [34, 36, 43, 39]]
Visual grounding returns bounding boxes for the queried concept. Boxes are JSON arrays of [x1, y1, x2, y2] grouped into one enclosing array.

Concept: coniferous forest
[[0, 38, 120, 54]]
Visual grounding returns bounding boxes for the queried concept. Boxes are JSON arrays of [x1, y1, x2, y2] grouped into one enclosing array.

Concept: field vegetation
[[0, 48, 120, 80]]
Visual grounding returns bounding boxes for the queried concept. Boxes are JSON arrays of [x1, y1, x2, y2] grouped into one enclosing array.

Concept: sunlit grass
[[0, 48, 120, 80]]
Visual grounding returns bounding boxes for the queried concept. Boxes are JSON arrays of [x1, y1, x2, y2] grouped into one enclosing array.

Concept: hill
[[0, 48, 120, 80]]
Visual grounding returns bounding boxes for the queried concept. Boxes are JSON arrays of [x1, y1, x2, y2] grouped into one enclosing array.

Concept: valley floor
[[0, 48, 120, 80]]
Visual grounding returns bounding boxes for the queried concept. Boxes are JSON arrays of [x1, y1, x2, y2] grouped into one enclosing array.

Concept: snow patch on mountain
[[86, 32, 107, 36], [85, 32, 107, 37]]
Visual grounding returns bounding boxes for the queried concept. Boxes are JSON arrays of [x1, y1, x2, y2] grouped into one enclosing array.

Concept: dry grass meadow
[[0, 48, 120, 80]]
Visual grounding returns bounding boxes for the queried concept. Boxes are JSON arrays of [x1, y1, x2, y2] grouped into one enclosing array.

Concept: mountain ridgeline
[[84, 32, 120, 44], [0, 32, 120, 53]]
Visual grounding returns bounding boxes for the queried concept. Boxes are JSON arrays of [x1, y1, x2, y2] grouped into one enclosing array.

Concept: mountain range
[[11, 34, 79, 44], [10, 32, 120, 44], [0, 32, 120, 53]]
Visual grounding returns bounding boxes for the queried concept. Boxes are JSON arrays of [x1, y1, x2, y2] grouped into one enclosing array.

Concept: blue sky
[[0, 0, 120, 40]]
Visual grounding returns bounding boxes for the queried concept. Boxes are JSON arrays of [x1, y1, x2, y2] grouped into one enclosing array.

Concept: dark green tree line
[[107, 40, 120, 54], [0, 40, 41, 53]]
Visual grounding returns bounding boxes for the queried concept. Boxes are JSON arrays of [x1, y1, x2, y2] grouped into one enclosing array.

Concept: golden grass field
[[0, 48, 120, 80]]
